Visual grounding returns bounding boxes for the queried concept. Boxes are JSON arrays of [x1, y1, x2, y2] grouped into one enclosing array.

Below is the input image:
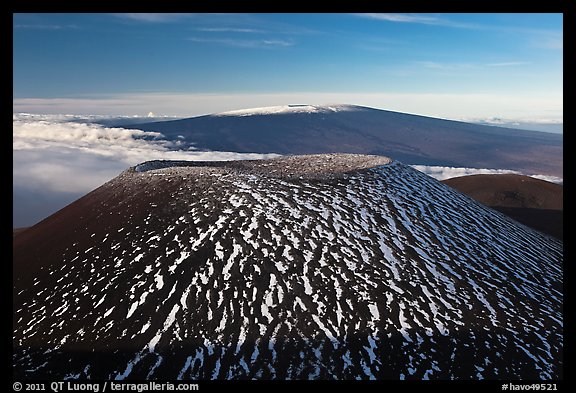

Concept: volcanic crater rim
[[132, 153, 393, 179]]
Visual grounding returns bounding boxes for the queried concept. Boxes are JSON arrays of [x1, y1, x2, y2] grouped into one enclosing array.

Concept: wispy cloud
[[529, 31, 562, 50], [359, 13, 442, 24], [113, 13, 193, 23], [358, 13, 563, 49], [195, 27, 264, 33], [415, 61, 473, 71], [188, 37, 294, 48], [357, 13, 478, 29], [260, 39, 293, 47], [415, 60, 530, 70], [485, 61, 530, 67], [14, 24, 79, 30]]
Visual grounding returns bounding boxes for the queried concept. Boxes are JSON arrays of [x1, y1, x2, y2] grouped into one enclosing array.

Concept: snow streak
[[13, 157, 562, 380]]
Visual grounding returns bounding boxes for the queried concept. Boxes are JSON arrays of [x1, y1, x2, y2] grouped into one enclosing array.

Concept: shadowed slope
[[443, 174, 563, 240]]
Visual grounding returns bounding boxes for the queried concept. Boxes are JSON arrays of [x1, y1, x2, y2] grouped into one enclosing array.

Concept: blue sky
[[13, 13, 562, 122]]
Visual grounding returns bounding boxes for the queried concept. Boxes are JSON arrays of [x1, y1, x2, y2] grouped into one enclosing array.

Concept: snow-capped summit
[[215, 104, 364, 117], [127, 104, 563, 178], [13, 154, 562, 380]]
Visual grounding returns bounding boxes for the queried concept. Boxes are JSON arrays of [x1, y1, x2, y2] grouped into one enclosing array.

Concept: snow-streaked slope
[[215, 104, 363, 117], [13, 154, 562, 380]]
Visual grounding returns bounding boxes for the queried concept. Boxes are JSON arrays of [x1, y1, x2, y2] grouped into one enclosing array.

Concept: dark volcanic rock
[[13, 154, 562, 380]]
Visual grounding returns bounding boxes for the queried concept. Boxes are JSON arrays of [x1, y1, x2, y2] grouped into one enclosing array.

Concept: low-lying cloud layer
[[13, 114, 563, 228], [13, 114, 278, 227], [12, 92, 563, 128], [412, 165, 563, 184]]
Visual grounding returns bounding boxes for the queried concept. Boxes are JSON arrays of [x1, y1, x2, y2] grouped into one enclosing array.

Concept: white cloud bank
[[12, 91, 563, 125], [412, 165, 563, 184], [13, 114, 278, 227], [12, 113, 562, 227]]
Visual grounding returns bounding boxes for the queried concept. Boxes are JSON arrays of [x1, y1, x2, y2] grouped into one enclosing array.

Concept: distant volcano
[[443, 174, 563, 240], [13, 154, 562, 379], [125, 104, 563, 177]]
